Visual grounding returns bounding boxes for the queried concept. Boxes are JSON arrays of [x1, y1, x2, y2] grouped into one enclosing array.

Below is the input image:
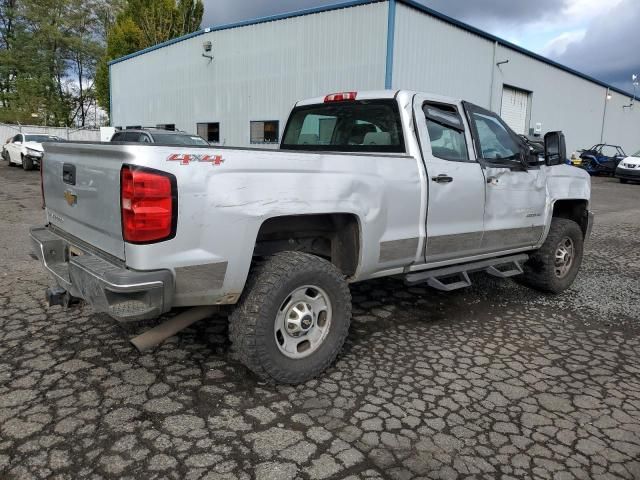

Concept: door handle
[[431, 174, 453, 184]]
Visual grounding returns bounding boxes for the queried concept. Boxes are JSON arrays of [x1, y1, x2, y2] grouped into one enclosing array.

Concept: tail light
[[324, 91, 357, 103], [40, 156, 45, 209], [120, 165, 177, 244]]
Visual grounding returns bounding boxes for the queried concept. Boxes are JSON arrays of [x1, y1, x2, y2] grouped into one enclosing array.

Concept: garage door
[[500, 86, 529, 135]]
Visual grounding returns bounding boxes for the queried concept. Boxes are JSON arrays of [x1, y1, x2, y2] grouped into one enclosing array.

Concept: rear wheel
[[229, 251, 351, 384], [516, 218, 584, 293], [22, 155, 33, 171]]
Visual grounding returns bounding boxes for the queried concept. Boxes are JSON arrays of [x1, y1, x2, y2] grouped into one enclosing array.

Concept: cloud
[[550, 0, 640, 91], [542, 30, 586, 57], [201, 0, 337, 27], [417, 0, 569, 28]]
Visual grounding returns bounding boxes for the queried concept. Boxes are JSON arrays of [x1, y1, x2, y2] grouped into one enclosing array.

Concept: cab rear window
[[281, 100, 405, 153]]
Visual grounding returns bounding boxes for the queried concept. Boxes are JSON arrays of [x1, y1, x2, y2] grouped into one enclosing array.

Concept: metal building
[[109, 0, 640, 154]]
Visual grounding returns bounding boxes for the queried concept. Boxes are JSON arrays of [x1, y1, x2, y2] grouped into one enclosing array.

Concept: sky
[[200, 0, 640, 95]]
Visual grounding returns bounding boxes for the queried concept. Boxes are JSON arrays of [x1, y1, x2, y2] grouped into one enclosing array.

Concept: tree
[[95, 0, 203, 116], [0, 0, 109, 126]]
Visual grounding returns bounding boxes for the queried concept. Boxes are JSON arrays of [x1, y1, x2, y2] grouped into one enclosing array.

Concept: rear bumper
[[30, 226, 173, 321]]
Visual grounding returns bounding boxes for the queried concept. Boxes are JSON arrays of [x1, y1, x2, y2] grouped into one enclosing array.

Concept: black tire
[[22, 155, 33, 171], [516, 218, 584, 294], [229, 251, 351, 384], [620, 178, 628, 184]]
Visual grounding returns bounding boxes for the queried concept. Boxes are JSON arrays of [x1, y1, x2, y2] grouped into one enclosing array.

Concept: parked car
[[110, 128, 209, 146], [615, 149, 640, 184], [1, 136, 12, 162], [4, 133, 62, 170], [579, 143, 626, 175], [31, 90, 592, 384]]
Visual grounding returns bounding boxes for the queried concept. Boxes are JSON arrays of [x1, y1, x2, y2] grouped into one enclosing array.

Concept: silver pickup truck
[[31, 90, 593, 383]]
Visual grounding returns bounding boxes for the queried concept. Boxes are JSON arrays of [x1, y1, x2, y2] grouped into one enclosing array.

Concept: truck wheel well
[[552, 200, 589, 237], [253, 214, 360, 277]]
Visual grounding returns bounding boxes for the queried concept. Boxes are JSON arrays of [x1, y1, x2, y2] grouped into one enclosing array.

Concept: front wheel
[[22, 155, 33, 171], [229, 251, 351, 384], [516, 218, 584, 293], [620, 178, 628, 184]]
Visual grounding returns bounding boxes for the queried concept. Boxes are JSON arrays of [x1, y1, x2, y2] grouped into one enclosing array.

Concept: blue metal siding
[[384, 0, 396, 89]]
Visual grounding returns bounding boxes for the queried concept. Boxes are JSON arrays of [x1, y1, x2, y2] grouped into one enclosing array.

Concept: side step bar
[[404, 253, 529, 291]]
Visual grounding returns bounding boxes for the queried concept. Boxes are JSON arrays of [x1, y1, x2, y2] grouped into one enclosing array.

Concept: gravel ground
[[0, 161, 639, 480]]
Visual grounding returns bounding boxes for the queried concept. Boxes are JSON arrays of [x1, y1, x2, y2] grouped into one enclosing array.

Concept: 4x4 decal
[[167, 153, 224, 166]]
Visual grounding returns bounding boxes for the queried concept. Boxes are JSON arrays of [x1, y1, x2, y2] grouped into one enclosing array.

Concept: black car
[[110, 128, 209, 146]]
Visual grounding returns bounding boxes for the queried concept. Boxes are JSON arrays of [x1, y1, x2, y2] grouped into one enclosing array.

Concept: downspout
[[108, 63, 113, 127], [600, 87, 610, 143], [385, 0, 396, 89], [489, 41, 497, 111]]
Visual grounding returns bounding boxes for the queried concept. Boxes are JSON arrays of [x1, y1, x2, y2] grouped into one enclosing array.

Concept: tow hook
[[45, 287, 80, 308]]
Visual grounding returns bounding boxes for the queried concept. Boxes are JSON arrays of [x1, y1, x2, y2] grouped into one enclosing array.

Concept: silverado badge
[[63, 190, 77, 206]]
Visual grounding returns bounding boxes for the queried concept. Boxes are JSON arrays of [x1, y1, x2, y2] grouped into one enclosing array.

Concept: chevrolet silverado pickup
[[31, 90, 593, 384]]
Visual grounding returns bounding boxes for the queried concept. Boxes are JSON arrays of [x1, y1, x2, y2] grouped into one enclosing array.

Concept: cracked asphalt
[[1, 160, 639, 480]]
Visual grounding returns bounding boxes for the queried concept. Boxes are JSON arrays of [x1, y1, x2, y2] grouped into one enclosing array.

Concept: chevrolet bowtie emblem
[[64, 190, 77, 206]]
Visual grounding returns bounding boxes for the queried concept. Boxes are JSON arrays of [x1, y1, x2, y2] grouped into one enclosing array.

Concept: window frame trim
[[280, 99, 407, 153], [250, 119, 280, 145], [421, 101, 471, 163], [462, 101, 529, 171], [196, 121, 221, 144]]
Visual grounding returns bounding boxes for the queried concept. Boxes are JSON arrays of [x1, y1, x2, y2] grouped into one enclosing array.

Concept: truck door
[[413, 96, 486, 263], [463, 102, 547, 253]]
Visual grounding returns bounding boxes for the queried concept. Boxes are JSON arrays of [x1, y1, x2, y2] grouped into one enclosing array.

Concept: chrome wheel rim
[[554, 236, 575, 278], [274, 285, 332, 359]]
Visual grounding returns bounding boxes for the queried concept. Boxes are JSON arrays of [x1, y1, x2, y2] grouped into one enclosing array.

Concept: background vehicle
[[615, 149, 640, 184], [110, 128, 209, 146], [579, 144, 626, 175], [4, 133, 62, 170], [1, 137, 11, 162], [32, 90, 592, 384]]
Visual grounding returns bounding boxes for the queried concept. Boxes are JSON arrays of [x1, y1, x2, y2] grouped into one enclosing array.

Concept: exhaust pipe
[[130, 306, 218, 352]]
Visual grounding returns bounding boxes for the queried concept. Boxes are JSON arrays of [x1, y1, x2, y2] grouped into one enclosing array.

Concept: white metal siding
[[110, 2, 388, 148], [500, 86, 529, 134], [392, 3, 494, 107]]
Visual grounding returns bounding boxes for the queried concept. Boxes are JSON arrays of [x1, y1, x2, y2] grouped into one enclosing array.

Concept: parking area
[[1, 162, 639, 480]]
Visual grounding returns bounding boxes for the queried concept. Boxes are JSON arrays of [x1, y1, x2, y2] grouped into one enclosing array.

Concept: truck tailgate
[[42, 143, 128, 260]]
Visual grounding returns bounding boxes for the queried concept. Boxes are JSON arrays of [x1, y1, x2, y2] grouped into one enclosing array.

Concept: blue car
[[579, 144, 627, 175]]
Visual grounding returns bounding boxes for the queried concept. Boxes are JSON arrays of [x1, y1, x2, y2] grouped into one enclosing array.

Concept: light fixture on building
[[202, 41, 213, 62]]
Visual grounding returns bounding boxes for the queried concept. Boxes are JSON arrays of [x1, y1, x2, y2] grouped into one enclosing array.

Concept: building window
[[250, 120, 279, 144], [197, 122, 220, 143], [156, 124, 175, 131]]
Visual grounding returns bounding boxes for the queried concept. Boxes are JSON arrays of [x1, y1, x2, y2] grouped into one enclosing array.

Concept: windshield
[[25, 135, 56, 143], [151, 133, 209, 146], [633, 150, 640, 157], [281, 100, 405, 153]]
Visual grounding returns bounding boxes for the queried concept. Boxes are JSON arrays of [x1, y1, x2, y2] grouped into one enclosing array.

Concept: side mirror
[[544, 131, 566, 166]]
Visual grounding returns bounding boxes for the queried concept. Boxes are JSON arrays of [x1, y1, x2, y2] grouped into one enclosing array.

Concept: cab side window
[[423, 103, 468, 161], [470, 112, 520, 160]]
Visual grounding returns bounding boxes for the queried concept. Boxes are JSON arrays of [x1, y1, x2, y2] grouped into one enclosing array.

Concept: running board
[[404, 254, 529, 290]]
